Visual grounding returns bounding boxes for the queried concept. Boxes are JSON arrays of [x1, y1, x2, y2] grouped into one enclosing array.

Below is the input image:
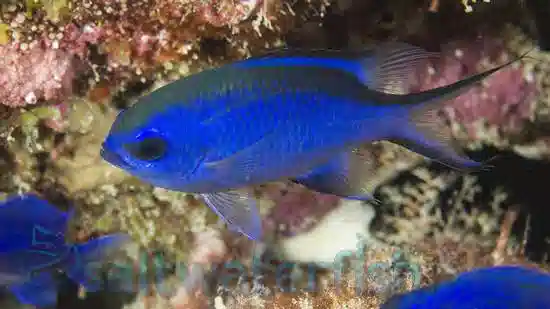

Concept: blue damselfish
[[381, 265, 550, 309], [0, 194, 129, 307], [100, 42, 527, 240]]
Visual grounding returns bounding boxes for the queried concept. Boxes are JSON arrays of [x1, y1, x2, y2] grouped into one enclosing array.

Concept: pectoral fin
[[293, 147, 381, 204], [201, 191, 263, 240], [203, 127, 330, 186], [202, 130, 280, 186]]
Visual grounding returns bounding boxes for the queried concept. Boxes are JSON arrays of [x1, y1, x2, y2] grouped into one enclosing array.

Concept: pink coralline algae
[[171, 228, 227, 309], [0, 45, 77, 107], [195, 0, 264, 27], [410, 38, 537, 139], [0, 22, 102, 108], [51, 23, 104, 59], [263, 182, 342, 237]]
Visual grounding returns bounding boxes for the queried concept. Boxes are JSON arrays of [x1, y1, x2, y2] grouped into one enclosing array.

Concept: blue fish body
[[381, 265, 550, 309], [101, 43, 528, 240], [0, 194, 129, 307], [104, 62, 393, 191]]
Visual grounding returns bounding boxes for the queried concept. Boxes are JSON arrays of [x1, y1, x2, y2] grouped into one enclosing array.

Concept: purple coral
[[410, 38, 537, 139]]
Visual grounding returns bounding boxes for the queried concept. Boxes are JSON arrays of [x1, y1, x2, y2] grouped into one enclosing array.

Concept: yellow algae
[[0, 23, 9, 45], [24, 0, 69, 21], [43, 0, 69, 22], [24, 0, 43, 18]]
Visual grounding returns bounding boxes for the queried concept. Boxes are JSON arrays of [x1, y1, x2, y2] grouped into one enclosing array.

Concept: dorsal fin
[[233, 42, 439, 94]]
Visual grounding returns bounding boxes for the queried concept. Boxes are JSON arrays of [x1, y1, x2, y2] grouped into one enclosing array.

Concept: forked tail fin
[[386, 50, 532, 170]]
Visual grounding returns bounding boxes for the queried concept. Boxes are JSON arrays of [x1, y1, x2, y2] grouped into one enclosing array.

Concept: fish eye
[[124, 136, 168, 161]]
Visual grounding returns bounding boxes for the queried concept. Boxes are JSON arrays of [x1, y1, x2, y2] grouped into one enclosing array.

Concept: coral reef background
[[1, 0, 550, 308]]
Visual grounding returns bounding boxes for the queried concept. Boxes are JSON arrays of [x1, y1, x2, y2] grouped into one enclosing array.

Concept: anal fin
[[293, 147, 381, 204], [201, 191, 263, 240]]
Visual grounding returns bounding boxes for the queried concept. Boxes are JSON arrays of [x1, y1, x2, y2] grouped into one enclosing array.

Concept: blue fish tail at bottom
[[8, 272, 58, 308], [62, 234, 131, 292]]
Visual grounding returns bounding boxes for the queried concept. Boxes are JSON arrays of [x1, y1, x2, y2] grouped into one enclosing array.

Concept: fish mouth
[[100, 146, 130, 170]]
